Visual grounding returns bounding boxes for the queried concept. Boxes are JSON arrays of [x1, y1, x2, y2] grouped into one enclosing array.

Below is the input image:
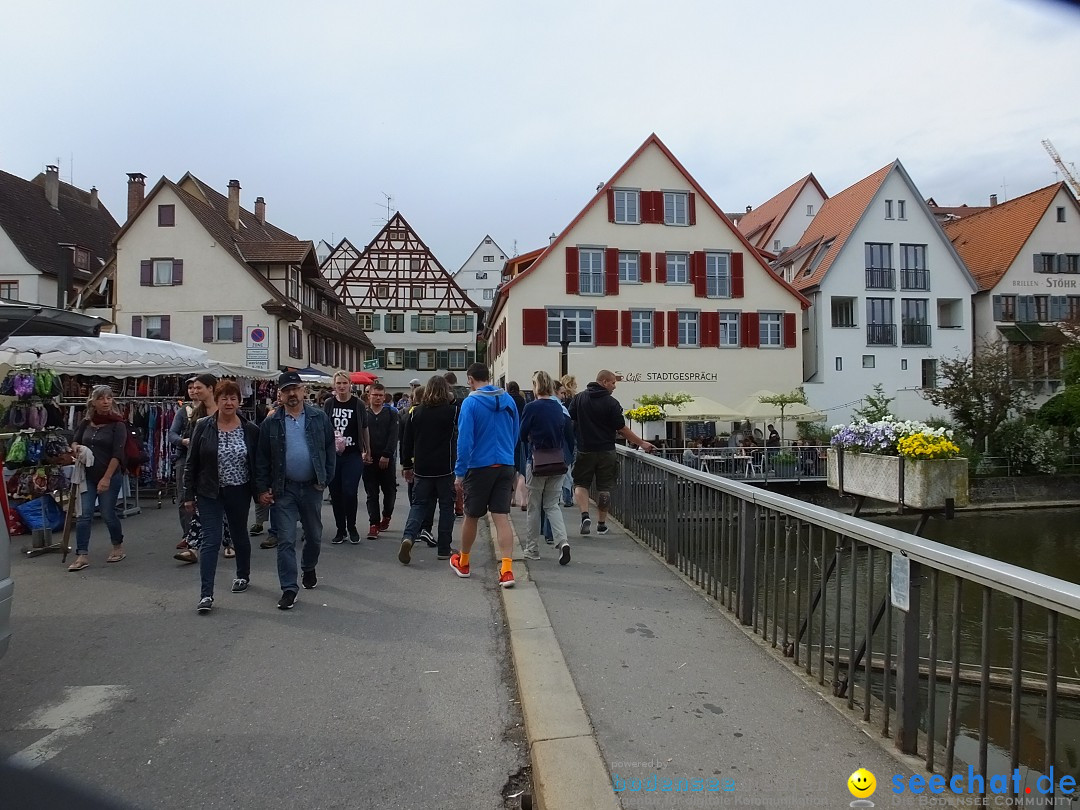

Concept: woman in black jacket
[[397, 375, 457, 565], [183, 380, 259, 614]]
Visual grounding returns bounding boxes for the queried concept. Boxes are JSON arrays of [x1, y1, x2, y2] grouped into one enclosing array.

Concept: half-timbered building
[[331, 213, 484, 389]]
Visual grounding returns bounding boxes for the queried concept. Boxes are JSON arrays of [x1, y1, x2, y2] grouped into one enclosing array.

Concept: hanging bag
[[531, 446, 568, 476]]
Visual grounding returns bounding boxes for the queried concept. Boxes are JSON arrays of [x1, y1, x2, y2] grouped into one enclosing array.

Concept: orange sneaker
[[499, 569, 515, 589], [449, 553, 470, 578]]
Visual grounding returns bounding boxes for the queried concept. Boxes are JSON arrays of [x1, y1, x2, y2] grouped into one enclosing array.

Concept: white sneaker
[[523, 549, 541, 560]]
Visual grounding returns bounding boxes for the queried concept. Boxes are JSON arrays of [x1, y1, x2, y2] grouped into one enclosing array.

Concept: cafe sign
[[621, 371, 718, 383]]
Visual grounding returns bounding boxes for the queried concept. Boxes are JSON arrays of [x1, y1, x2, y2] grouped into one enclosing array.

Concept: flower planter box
[[637, 420, 666, 442], [827, 449, 969, 509]]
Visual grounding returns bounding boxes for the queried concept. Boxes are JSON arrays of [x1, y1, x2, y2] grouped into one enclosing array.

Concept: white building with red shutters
[[484, 134, 809, 412]]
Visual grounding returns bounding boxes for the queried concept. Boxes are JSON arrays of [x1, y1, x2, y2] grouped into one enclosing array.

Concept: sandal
[[67, 557, 89, 572], [223, 547, 236, 559], [174, 549, 198, 564], [106, 552, 126, 563]]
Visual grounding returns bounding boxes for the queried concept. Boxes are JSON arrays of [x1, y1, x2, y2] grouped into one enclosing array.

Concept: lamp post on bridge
[[559, 318, 571, 379]]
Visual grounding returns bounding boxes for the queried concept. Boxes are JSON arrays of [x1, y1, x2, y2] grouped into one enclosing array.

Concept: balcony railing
[[901, 322, 931, 346], [865, 268, 895, 289], [867, 323, 896, 345], [900, 268, 929, 290]]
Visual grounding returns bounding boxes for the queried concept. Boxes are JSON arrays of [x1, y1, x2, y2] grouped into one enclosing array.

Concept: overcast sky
[[3, 0, 1079, 270]]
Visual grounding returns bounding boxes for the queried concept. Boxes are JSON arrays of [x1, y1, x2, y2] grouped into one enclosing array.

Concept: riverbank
[[766, 474, 1080, 514]]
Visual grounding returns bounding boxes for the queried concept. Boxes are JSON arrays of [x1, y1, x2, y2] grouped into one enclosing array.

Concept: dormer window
[[664, 192, 689, 226]]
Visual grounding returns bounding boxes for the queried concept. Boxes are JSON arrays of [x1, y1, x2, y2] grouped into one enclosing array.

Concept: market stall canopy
[[0, 334, 276, 379], [662, 395, 739, 422], [732, 390, 827, 422], [295, 366, 332, 384], [0, 300, 106, 341]]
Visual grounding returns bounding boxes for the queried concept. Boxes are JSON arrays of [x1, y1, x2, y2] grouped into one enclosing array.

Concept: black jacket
[[401, 402, 457, 477], [569, 383, 626, 452], [184, 415, 260, 500], [366, 406, 400, 461]]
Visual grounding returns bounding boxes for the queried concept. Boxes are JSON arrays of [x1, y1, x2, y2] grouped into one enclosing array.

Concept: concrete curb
[[484, 514, 619, 810]]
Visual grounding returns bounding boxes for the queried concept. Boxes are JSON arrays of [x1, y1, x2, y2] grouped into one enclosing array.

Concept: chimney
[[745, 205, 752, 213], [89, 186, 99, 209], [45, 165, 60, 210], [228, 179, 241, 230], [255, 196, 265, 224], [549, 232, 557, 246], [126, 173, 146, 220], [990, 194, 998, 207]]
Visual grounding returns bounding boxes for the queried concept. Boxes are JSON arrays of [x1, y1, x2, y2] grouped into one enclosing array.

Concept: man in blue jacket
[[450, 362, 519, 588], [256, 371, 337, 610]]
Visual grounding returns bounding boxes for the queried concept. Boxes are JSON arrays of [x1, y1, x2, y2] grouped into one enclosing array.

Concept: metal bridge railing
[[610, 446, 1080, 795]]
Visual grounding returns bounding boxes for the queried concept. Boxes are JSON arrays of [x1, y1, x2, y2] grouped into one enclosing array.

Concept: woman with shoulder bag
[[182, 380, 259, 614], [519, 370, 574, 566], [67, 385, 127, 572]]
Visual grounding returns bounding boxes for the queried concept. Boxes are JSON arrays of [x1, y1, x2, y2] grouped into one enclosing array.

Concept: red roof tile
[[739, 174, 827, 251]]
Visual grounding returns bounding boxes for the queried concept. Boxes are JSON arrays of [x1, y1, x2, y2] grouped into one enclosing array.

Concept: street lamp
[[560, 318, 571, 379]]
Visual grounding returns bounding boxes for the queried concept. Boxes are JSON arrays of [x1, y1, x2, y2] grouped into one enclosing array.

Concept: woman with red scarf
[[67, 385, 127, 571]]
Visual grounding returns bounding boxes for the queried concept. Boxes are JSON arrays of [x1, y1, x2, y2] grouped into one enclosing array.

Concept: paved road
[[508, 504, 909, 809], [0, 490, 526, 809]]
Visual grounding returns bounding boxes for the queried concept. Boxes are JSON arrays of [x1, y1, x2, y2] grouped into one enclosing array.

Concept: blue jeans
[[272, 481, 324, 593], [328, 451, 364, 534], [75, 474, 124, 555], [402, 474, 455, 555], [197, 486, 252, 599]]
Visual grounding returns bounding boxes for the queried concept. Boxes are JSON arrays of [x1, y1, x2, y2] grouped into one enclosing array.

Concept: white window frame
[[287, 267, 301, 301], [897, 199, 907, 220], [546, 308, 594, 347], [666, 253, 689, 285], [630, 309, 652, 347], [144, 315, 164, 340], [705, 252, 731, 298], [831, 297, 857, 328], [613, 189, 640, 224], [718, 311, 740, 347], [483, 288, 494, 300], [448, 349, 466, 370], [411, 285, 425, 300], [578, 249, 605, 295], [618, 252, 640, 283], [357, 312, 374, 331], [418, 314, 436, 332], [677, 311, 699, 348], [664, 191, 689, 226], [450, 313, 467, 332], [214, 315, 236, 342], [153, 259, 173, 286], [759, 312, 782, 348], [417, 349, 436, 371], [384, 349, 404, 370], [385, 313, 405, 333], [885, 200, 894, 219]]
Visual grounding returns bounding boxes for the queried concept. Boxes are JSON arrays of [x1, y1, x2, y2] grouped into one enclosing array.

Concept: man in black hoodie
[[569, 369, 655, 536]]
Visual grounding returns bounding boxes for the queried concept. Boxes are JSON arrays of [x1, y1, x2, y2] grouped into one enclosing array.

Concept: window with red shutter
[[688, 193, 696, 226], [692, 251, 706, 297], [653, 311, 665, 347], [605, 247, 619, 295], [158, 205, 175, 227], [783, 313, 797, 348], [203, 315, 214, 343], [667, 311, 679, 347], [606, 189, 615, 223], [701, 312, 719, 347], [172, 259, 183, 285], [232, 315, 243, 342], [655, 252, 667, 284], [640, 252, 652, 283], [565, 247, 579, 295], [742, 312, 760, 348], [160, 315, 171, 341], [140, 260, 152, 286], [596, 310, 618, 346], [522, 309, 547, 345], [731, 253, 744, 298], [131, 316, 142, 337], [621, 310, 632, 347]]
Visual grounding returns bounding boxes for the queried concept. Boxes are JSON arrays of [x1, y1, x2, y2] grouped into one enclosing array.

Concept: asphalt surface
[[0, 489, 527, 809], [509, 504, 910, 810]]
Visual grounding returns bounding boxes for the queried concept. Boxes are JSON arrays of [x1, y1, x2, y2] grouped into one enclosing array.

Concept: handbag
[[532, 446, 567, 477]]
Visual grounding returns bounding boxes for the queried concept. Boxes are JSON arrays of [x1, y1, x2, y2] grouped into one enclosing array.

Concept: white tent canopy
[[0, 334, 276, 379], [662, 395, 740, 422], [732, 390, 827, 423]]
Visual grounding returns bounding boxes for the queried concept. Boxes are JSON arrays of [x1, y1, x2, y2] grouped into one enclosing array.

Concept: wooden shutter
[[435, 314, 450, 331], [565, 247, 579, 295], [1056, 254, 1067, 274], [992, 296, 1003, 321], [667, 311, 679, 347], [692, 251, 707, 297], [605, 247, 619, 295], [203, 315, 214, 343], [172, 259, 183, 285], [655, 252, 667, 284], [621, 310, 632, 346], [404, 349, 418, 370], [606, 189, 615, 222], [1033, 253, 1042, 272], [742, 312, 760, 348], [596, 309, 619, 346], [140, 260, 152, 286], [522, 309, 547, 345], [436, 349, 449, 370], [466, 314, 475, 331], [1051, 296, 1067, 321], [643, 191, 663, 224], [131, 316, 142, 337], [653, 311, 665, 347], [783, 313, 797, 348], [160, 315, 171, 341], [640, 252, 652, 283], [375, 348, 386, 366], [410, 314, 420, 332], [731, 252, 744, 298], [701, 312, 719, 348], [688, 193, 697, 226], [232, 315, 243, 341]]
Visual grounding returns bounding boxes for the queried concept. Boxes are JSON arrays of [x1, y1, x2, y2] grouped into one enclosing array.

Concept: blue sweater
[[454, 385, 519, 476], [519, 397, 575, 463]]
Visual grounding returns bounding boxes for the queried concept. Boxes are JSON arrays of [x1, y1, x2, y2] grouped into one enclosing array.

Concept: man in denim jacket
[[256, 371, 336, 610]]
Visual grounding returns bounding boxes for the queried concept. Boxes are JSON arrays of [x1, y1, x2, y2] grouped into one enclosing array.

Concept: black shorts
[[572, 450, 619, 492], [463, 465, 515, 517]]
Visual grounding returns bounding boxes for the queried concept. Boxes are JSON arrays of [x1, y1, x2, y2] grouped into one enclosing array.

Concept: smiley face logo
[[847, 768, 876, 799]]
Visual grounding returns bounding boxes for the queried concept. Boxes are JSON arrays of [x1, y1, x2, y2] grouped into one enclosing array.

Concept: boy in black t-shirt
[[324, 372, 371, 544]]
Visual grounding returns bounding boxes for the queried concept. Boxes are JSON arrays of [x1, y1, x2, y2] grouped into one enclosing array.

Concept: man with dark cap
[[256, 371, 336, 610]]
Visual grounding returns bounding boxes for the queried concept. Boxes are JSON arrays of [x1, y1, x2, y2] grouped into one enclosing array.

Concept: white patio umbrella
[[662, 395, 740, 422], [732, 390, 828, 423]]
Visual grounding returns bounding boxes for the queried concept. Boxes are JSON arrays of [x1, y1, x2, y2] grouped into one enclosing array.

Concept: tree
[[636, 391, 694, 410], [1036, 385, 1080, 430], [852, 383, 894, 422], [919, 341, 1034, 452], [757, 388, 808, 441]]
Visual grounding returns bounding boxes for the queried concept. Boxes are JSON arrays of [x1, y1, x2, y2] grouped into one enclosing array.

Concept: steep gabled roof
[[738, 173, 827, 250], [488, 133, 809, 327], [0, 169, 119, 280], [783, 163, 894, 291], [455, 234, 508, 274], [942, 183, 1072, 291]]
